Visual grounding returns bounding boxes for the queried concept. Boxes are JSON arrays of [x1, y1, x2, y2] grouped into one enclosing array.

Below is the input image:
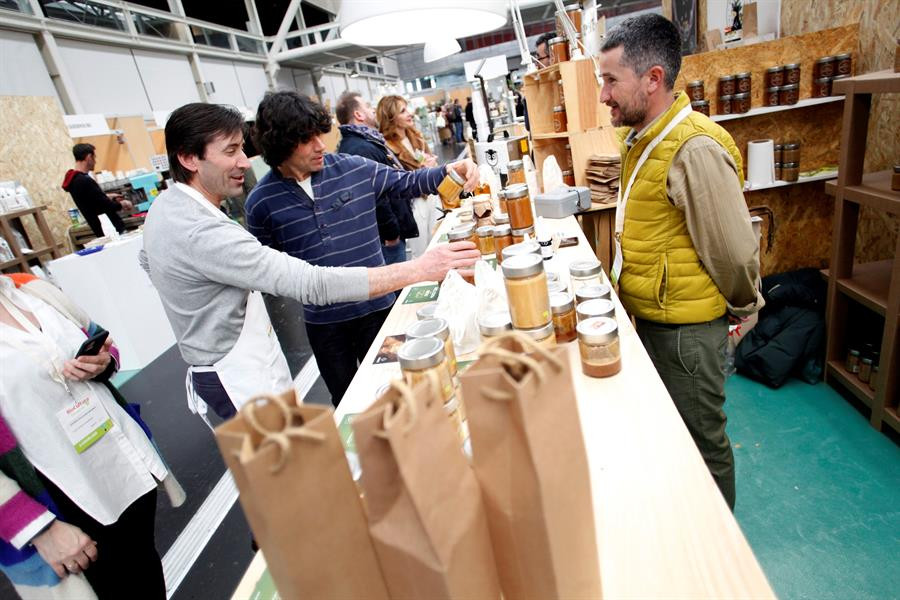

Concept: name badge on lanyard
[[56, 386, 114, 453]]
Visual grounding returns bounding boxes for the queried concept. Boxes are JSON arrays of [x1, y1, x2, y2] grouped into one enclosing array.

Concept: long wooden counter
[[232, 213, 774, 599]]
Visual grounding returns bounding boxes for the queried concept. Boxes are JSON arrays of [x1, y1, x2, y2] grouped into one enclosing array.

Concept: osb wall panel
[[725, 100, 843, 174], [782, 0, 900, 264], [150, 128, 166, 155], [0, 96, 75, 256], [75, 116, 156, 174], [676, 24, 859, 116]]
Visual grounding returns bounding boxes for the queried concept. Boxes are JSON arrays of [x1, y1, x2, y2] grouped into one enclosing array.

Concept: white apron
[[610, 104, 693, 285], [183, 190, 293, 428]]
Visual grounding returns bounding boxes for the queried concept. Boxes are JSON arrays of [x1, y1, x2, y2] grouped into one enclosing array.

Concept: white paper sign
[[64, 114, 111, 138]]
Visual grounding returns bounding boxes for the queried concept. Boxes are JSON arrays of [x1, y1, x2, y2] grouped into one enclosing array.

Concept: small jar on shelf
[[779, 83, 799, 106], [782, 142, 801, 164], [782, 162, 800, 182], [553, 105, 568, 133], [834, 52, 852, 76], [764, 65, 785, 88], [717, 75, 736, 96], [813, 56, 836, 79], [812, 77, 832, 98], [764, 86, 780, 107], [784, 63, 801, 84], [845, 347, 861, 373], [735, 72, 752, 94], [686, 80, 705, 101], [718, 95, 733, 115], [549, 36, 569, 65], [691, 100, 710, 116], [733, 92, 751, 114]]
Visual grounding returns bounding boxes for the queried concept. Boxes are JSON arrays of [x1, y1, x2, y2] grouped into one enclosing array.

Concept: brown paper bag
[[459, 332, 602, 600], [353, 378, 502, 600], [214, 390, 389, 600]]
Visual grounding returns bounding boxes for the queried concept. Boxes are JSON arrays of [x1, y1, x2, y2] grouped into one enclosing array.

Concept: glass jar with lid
[[779, 83, 799, 105], [478, 311, 512, 340], [505, 184, 534, 230], [764, 86, 780, 107], [782, 162, 799, 182], [812, 77, 832, 97], [476, 225, 495, 255], [502, 253, 551, 329], [548, 280, 568, 295], [550, 292, 577, 343], [398, 337, 454, 401], [784, 63, 801, 84], [765, 65, 785, 88], [717, 75, 736, 96], [577, 317, 622, 377], [561, 170, 576, 187], [517, 321, 557, 349], [496, 189, 508, 215], [447, 222, 477, 247], [576, 298, 615, 322], [549, 36, 569, 65], [437, 168, 465, 210], [718, 95, 733, 115], [733, 92, 751, 114], [575, 282, 611, 305], [691, 100, 710, 116], [813, 56, 835, 79], [416, 303, 437, 321], [834, 52, 852, 76], [511, 226, 534, 244], [553, 105, 568, 133], [735, 72, 751, 94], [686, 80, 704, 101], [782, 142, 800, 163], [507, 160, 525, 185], [406, 317, 458, 377], [493, 224, 513, 263], [569, 260, 604, 291], [501, 240, 541, 262]]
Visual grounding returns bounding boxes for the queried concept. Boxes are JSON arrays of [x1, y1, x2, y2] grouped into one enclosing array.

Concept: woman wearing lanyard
[[0, 275, 178, 599]]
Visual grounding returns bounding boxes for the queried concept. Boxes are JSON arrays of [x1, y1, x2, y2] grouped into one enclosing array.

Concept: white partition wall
[[202, 57, 247, 107], [0, 30, 60, 103], [233, 62, 268, 109], [132, 49, 201, 111]]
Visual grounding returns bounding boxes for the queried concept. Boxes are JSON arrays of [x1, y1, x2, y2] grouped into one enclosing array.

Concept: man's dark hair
[[601, 13, 682, 89], [72, 143, 95, 161], [335, 91, 362, 126], [165, 103, 245, 183], [252, 91, 332, 168], [535, 32, 555, 55]]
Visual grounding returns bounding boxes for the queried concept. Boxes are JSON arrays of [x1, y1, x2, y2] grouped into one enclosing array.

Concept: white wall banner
[[63, 114, 110, 138]]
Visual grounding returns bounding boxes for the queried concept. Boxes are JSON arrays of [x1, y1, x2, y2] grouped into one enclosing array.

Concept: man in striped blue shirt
[[246, 91, 478, 407]]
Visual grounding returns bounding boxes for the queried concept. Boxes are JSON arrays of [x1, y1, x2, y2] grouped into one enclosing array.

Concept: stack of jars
[[717, 72, 752, 115], [686, 79, 709, 116], [762, 62, 802, 107], [845, 342, 880, 392], [811, 53, 853, 98], [772, 140, 801, 183]]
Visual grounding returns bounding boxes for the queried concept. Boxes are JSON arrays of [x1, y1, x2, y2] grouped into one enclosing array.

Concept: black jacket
[[61, 170, 125, 237], [336, 126, 419, 242]]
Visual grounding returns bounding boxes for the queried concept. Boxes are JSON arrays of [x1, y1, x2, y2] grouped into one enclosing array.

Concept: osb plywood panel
[[676, 24, 859, 116], [0, 96, 76, 257], [724, 100, 843, 174], [747, 183, 835, 275], [781, 0, 900, 265], [150, 128, 166, 155]]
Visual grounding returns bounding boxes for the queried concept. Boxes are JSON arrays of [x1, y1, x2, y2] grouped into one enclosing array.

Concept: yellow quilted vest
[[618, 92, 744, 324]]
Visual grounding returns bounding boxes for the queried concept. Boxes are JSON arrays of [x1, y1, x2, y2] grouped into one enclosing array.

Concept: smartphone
[[75, 329, 109, 358], [559, 236, 579, 248]]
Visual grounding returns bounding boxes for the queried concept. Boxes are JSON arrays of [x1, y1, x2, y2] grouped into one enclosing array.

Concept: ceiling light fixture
[[339, 0, 507, 46], [423, 37, 461, 63]]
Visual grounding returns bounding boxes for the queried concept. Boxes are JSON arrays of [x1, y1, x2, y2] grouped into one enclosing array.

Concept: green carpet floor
[[727, 375, 900, 600]]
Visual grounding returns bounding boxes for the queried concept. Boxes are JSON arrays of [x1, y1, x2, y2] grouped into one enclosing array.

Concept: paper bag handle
[[378, 379, 419, 436], [241, 393, 326, 473], [479, 331, 565, 402]]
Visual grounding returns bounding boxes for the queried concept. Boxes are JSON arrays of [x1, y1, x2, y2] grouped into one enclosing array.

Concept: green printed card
[[403, 284, 440, 304]]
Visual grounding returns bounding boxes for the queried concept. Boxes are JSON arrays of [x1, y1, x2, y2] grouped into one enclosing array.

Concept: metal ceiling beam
[[268, 0, 303, 58]]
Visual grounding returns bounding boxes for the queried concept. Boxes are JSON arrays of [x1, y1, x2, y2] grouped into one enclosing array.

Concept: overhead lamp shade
[[339, 0, 507, 46], [423, 37, 461, 63]]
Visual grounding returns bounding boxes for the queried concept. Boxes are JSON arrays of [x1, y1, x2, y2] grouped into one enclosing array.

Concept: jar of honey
[[507, 160, 525, 185], [447, 222, 477, 248], [437, 168, 465, 210], [765, 65, 785, 88], [502, 253, 551, 329], [779, 83, 799, 105], [575, 282, 611, 304], [576, 298, 615, 322], [501, 240, 541, 262], [476, 225, 495, 255], [569, 260, 604, 291], [493, 223, 513, 263], [733, 92, 751, 114], [782, 142, 800, 163], [735, 72, 751, 94], [496, 190, 508, 215], [718, 75, 736, 97], [550, 292, 577, 343], [834, 52, 852, 76], [517, 321, 557, 349], [406, 317, 458, 377], [505, 184, 534, 230], [478, 311, 512, 340], [784, 63, 801, 84], [553, 105, 568, 133], [511, 226, 534, 245], [718, 95, 733, 115], [691, 100, 710, 116], [398, 337, 454, 401], [686, 80, 704, 101], [782, 162, 799, 182], [549, 36, 569, 65], [577, 317, 622, 377], [813, 56, 836, 79], [764, 86, 780, 107], [812, 77, 832, 97]]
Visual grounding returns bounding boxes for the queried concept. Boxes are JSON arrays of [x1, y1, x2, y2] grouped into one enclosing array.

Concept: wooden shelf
[[712, 95, 844, 123], [826, 360, 874, 408], [0, 206, 40, 220], [883, 406, 900, 434], [822, 260, 892, 316], [831, 69, 900, 95], [824, 170, 900, 216], [529, 63, 560, 79], [744, 171, 837, 192], [532, 132, 571, 139], [0, 257, 22, 269]]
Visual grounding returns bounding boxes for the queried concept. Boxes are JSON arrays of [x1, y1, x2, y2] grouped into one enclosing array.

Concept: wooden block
[[743, 3, 758, 40]]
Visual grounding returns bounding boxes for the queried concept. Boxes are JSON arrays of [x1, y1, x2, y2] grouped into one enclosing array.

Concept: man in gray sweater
[[141, 103, 479, 423]]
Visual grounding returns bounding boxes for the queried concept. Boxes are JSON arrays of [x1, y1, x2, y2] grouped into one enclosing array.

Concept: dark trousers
[[635, 315, 736, 510], [305, 307, 391, 407], [37, 472, 165, 599], [191, 370, 236, 420]]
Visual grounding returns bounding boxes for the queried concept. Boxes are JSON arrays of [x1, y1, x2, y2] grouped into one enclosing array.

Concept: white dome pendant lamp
[[339, 0, 507, 46], [424, 37, 462, 63]]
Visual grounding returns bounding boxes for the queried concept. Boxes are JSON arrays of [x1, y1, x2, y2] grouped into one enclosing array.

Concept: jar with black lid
[[735, 72, 751, 94], [718, 75, 736, 96], [686, 80, 704, 101], [765, 65, 785, 88], [782, 162, 799, 182], [834, 52, 852, 76], [782, 142, 800, 163], [764, 86, 780, 106], [773, 143, 783, 164], [718, 95, 733, 115], [784, 63, 801, 84], [812, 77, 832, 97], [691, 100, 710, 116], [733, 92, 751, 113], [779, 83, 799, 105], [813, 56, 836, 79], [552, 105, 567, 133]]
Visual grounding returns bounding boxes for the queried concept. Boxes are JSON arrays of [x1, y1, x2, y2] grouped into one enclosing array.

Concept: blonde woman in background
[[377, 95, 439, 259]]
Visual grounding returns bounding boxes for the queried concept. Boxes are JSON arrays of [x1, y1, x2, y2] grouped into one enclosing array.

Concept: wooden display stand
[[0, 206, 64, 273], [822, 70, 900, 434], [523, 58, 619, 270]]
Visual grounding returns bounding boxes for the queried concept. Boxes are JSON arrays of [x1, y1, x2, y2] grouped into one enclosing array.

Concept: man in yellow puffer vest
[[599, 14, 764, 510]]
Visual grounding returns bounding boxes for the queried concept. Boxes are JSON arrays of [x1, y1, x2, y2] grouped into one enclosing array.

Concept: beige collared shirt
[[626, 115, 764, 317]]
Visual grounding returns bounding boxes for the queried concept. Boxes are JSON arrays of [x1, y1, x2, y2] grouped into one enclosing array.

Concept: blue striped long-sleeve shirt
[[245, 153, 447, 324]]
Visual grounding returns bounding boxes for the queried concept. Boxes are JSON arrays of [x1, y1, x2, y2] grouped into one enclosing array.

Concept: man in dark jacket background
[[62, 143, 133, 238], [335, 91, 418, 264]]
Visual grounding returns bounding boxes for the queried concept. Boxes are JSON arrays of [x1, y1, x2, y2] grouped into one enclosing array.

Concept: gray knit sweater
[[140, 184, 369, 365]]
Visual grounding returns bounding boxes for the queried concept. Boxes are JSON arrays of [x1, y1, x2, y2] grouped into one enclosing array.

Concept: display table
[[232, 214, 774, 599], [46, 232, 175, 371]]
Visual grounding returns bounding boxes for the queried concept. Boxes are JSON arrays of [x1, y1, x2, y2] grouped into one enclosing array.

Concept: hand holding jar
[[416, 240, 480, 282], [445, 159, 481, 192]]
